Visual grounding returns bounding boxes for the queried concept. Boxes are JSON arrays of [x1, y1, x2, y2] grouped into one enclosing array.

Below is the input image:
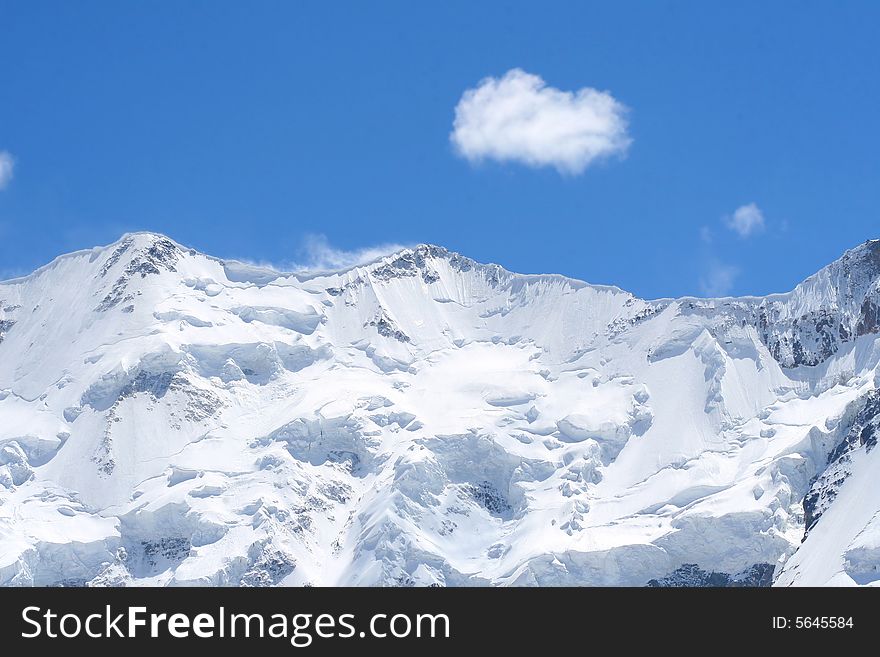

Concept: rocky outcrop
[[803, 390, 880, 536], [96, 236, 180, 311], [647, 563, 775, 587], [752, 240, 880, 368]]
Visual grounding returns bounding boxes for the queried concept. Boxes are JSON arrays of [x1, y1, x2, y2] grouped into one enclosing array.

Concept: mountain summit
[[2, 233, 880, 586]]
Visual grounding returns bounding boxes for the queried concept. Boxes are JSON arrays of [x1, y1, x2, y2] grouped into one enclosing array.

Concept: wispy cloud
[[294, 234, 411, 271], [724, 202, 765, 238], [235, 234, 412, 274], [699, 259, 739, 297], [697, 203, 767, 294], [450, 68, 631, 175], [0, 151, 14, 190]]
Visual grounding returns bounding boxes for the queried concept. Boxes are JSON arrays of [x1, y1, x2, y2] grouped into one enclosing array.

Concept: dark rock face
[[668, 242, 880, 369], [803, 390, 880, 536], [99, 238, 134, 277], [121, 370, 176, 400], [239, 550, 296, 587], [608, 302, 666, 339], [749, 240, 880, 368], [756, 307, 845, 367], [96, 237, 180, 312], [137, 537, 191, 575], [857, 298, 880, 336], [466, 481, 511, 517], [647, 562, 774, 587], [368, 245, 488, 283], [366, 313, 411, 343], [320, 245, 481, 300], [370, 245, 449, 282], [0, 318, 15, 344], [128, 238, 179, 278]]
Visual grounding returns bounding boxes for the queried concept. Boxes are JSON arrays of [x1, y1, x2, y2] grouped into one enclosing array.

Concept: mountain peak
[[360, 243, 477, 282]]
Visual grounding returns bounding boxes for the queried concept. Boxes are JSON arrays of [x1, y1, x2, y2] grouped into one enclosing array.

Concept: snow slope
[[2, 232, 880, 586]]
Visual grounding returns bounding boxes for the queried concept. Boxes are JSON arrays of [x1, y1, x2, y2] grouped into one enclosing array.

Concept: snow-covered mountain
[[2, 232, 880, 587]]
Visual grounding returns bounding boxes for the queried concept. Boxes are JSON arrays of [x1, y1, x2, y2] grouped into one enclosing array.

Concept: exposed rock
[[803, 390, 880, 536], [647, 563, 775, 587]]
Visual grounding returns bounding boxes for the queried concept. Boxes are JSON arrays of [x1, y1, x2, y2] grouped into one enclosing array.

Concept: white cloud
[[699, 260, 739, 297], [233, 235, 411, 275], [0, 151, 14, 190], [295, 234, 410, 271], [724, 203, 765, 238], [697, 204, 765, 295], [450, 68, 631, 174]]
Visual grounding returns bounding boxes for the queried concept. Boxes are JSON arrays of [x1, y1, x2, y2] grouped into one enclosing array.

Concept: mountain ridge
[[4, 229, 862, 297], [2, 233, 880, 587], [6, 232, 879, 312]]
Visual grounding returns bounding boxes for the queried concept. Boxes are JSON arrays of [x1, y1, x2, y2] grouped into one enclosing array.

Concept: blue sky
[[1, 1, 878, 298]]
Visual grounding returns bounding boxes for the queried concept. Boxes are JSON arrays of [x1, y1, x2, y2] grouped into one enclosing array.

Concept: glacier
[[1, 232, 880, 587]]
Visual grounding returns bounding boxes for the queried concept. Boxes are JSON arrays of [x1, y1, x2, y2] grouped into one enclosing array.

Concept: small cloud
[[724, 203, 765, 238], [0, 151, 14, 190], [295, 234, 411, 271], [699, 226, 713, 244], [699, 260, 739, 296], [450, 68, 631, 175]]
